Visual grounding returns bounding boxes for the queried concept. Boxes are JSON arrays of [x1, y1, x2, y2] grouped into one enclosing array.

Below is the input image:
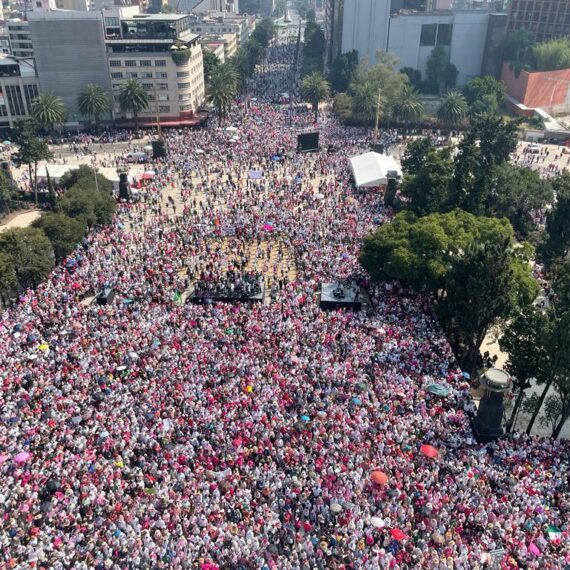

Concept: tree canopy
[[300, 72, 330, 121], [33, 212, 85, 264], [328, 51, 358, 93], [0, 227, 54, 291]]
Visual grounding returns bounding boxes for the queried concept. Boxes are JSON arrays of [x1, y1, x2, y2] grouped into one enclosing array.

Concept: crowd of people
[[0, 37, 569, 570], [193, 272, 264, 301]]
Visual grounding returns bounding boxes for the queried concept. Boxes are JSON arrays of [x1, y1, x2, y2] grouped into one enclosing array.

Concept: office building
[[185, 11, 254, 46], [0, 54, 39, 128], [507, 0, 570, 42], [7, 19, 34, 58], [28, 10, 112, 117], [334, 0, 508, 87], [105, 12, 205, 126]]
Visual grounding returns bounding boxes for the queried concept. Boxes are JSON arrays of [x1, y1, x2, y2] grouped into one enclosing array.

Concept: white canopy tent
[[349, 152, 402, 188]]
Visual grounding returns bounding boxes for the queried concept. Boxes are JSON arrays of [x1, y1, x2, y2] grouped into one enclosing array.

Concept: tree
[[463, 76, 506, 109], [436, 91, 468, 127], [350, 81, 381, 125], [207, 63, 238, 125], [359, 210, 515, 294], [12, 120, 53, 205], [401, 146, 454, 216], [119, 78, 149, 138], [251, 17, 275, 48], [550, 311, 570, 438], [60, 165, 113, 194], [533, 38, 570, 72], [499, 306, 552, 432], [553, 259, 570, 313], [202, 49, 221, 84], [60, 186, 116, 228], [485, 163, 553, 238], [400, 67, 422, 91], [300, 72, 331, 121], [539, 172, 570, 266], [438, 239, 537, 372], [0, 228, 54, 290], [0, 170, 16, 215], [302, 20, 325, 76], [502, 29, 535, 77], [401, 137, 433, 175], [332, 93, 353, 124], [391, 85, 424, 131], [328, 51, 358, 93], [469, 94, 501, 117], [0, 252, 17, 306], [426, 45, 451, 94], [450, 115, 520, 213], [33, 213, 85, 264], [78, 84, 110, 127], [31, 93, 66, 134], [334, 51, 407, 125]]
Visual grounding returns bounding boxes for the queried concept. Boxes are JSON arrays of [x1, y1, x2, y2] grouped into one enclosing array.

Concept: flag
[[173, 291, 183, 306], [547, 525, 562, 543]]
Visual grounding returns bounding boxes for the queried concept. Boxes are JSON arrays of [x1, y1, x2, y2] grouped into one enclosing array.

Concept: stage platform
[[188, 277, 265, 304], [320, 282, 369, 311]]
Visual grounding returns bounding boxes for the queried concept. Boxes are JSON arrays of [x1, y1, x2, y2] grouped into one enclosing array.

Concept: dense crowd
[[0, 40, 569, 570]]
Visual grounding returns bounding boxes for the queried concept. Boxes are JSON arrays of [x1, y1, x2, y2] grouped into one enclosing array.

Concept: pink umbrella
[[262, 223, 274, 231], [14, 451, 32, 465]]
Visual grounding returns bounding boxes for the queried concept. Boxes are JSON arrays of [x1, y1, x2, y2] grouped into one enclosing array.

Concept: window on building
[[140, 60, 152, 67], [159, 105, 170, 112], [148, 94, 155, 101], [155, 60, 167, 67], [142, 83, 153, 90], [6, 85, 25, 116], [420, 23, 437, 46], [109, 60, 121, 67], [180, 103, 192, 111], [105, 17, 119, 27], [23, 84, 38, 112], [176, 70, 189, 78], [0, 104, 8, 117], [157, 83, 168, 90], [141, 72, 153, 78], [125, 60, 137, 67], [111, 72, 123, 79], [178, 82, 190, 89], [157, 72, 168, 79], [436, 24, 453, 46], [178, 93, 190, 101], [112, 83, 122, 90], [158, 94, 169, 101], [126, 72, 138, 78]]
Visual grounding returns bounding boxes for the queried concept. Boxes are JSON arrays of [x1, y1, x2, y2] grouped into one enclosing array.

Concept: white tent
[[36, 164, 79, 182], [349, 152, 402, 188]]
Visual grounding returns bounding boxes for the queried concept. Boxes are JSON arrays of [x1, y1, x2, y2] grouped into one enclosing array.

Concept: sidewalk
[[0, 209, 42, 232]]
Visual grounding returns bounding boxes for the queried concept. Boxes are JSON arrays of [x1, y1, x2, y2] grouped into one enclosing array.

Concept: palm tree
[[31, 93, 66, 135], [350, 81, 382, 125], [207, 64, 238, 125], [392, 85, 424, 133], [300, 72, 331, 122], [437, 91, 468, 128], [119, 78, 149, 138], [78, 84, 110, 128]]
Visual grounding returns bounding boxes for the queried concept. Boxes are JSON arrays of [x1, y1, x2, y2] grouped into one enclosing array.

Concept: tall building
[[507, 0, 570, 42], [105, 12, 205, 126], [28, 10, 112, 117], [0, 54, 39, 128], [7, 19, 34, 58]]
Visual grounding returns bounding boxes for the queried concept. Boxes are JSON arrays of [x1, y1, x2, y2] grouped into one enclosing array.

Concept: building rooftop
[[130, 14, 190, 21]]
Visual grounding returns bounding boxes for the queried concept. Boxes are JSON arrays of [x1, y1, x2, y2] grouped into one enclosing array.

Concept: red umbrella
[[370, 470, 389, 485], [420, 444, 438, 459], [390, 528, 408, 541]]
